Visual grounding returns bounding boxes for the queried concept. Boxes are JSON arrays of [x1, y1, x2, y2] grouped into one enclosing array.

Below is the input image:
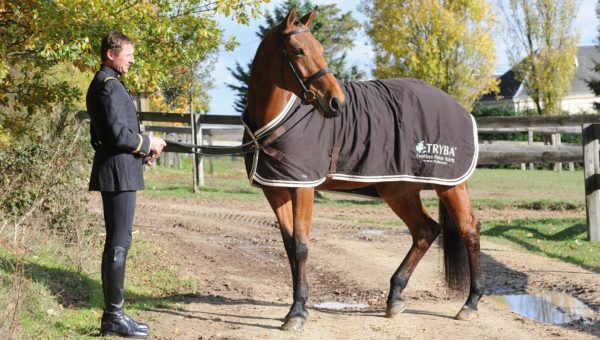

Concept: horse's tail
[[439, 201, 470, 293]]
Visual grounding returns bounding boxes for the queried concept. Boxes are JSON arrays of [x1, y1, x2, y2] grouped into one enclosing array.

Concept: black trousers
[[100, 191, 137, 250]]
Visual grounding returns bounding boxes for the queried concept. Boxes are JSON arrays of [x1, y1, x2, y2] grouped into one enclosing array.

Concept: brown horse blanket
[[243, 78, 478, 188]]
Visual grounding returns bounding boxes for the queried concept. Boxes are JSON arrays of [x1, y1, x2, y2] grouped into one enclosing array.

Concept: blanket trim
[[244, 96, 297, 183]]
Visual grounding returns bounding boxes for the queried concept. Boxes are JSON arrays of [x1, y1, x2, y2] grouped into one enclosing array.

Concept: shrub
[[0, 117, 93, 243]]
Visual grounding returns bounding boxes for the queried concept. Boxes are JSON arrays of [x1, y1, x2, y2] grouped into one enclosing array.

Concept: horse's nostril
[[330, 97, 340, 112]]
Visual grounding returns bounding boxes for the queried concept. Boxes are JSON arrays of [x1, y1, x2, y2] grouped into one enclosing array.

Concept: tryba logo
[[415, 141, 457, 165]]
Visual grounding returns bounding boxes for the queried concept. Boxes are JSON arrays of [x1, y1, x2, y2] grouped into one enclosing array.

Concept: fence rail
[[476, 114, 600, 128], [477, 144, 582, 164]]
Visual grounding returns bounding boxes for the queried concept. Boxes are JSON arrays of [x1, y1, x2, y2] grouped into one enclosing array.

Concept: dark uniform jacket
[[86, 64, 151, 192]]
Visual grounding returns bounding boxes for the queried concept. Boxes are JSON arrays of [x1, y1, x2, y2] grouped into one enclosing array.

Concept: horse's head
[[276, 7, 346, 118]]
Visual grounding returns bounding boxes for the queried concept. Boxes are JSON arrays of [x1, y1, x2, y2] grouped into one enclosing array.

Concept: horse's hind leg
[[434, 182, 482, 321], [376, 183, 441, 318], [263, 186, 314, 331]]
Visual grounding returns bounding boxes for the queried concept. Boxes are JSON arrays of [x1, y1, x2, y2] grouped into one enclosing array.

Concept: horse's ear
[[299, 6, 318, 28], [285, 8, 298, 28]]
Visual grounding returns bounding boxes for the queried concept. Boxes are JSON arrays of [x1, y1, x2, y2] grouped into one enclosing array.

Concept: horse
[[242, 7, 482, 331]]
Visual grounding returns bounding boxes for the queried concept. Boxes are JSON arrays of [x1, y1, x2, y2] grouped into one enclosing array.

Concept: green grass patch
[[0, 235, 197, 338], [481, 218, 600, 273], [470, 198, 585, 211], [469, 168, 584, 203], [143, 159, 264, 200], [145, 160, 586, 209]]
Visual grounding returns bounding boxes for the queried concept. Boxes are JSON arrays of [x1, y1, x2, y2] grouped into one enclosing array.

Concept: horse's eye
[[293, 48, 304, 56]]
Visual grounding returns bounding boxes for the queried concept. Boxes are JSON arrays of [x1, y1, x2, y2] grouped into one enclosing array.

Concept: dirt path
[[118, 195, 599, 339]]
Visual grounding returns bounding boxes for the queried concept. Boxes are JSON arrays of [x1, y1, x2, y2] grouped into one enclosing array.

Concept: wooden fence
[[79, 111, 600, 241], [139, 112, 600, 161]]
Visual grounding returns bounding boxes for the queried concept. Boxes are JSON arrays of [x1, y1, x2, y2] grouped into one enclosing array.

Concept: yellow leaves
[[0, 126, 13, 151], [365, 0, 497, 110], [212, 0, 264, 25], [0, 61, 8, 81], [506, 0, 578, 115]]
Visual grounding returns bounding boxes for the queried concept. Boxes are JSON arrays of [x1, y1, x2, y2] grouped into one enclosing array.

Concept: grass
[[143, 157, 264, 201], [481, 218, 600, 273], [0, 234, 198, 338], [144, 159, 586, 207], [468, 168, 584, 203]]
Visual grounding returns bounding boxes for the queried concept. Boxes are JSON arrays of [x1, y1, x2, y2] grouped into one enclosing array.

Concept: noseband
[[280, 28, 332, 104]]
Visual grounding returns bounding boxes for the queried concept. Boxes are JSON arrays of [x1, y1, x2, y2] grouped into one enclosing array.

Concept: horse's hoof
[[385, 301, 406, 318], [283, 309, 308, 322], [455, 306, 479, 321], [280, 316, 305, 331]]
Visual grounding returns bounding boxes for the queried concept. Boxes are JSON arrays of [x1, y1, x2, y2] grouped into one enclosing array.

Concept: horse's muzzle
[[324, 97, 342, 118]]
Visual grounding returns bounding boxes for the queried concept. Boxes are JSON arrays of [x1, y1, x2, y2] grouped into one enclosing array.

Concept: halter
[[280, 28, 332, 104]]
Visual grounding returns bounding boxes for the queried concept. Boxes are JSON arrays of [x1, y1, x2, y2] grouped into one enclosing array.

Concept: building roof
[[480, 46, 599, 101], [573, 45, 598, 95]]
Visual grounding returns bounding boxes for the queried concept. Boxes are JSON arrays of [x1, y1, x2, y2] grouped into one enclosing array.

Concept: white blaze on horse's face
[[281, 8, 346, 118]]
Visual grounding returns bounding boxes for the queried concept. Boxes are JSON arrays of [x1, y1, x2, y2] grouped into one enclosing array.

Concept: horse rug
[[243, 78, 478, 188]]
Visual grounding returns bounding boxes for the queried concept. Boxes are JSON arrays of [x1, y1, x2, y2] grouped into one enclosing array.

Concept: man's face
[[107, 43, 135, 74]]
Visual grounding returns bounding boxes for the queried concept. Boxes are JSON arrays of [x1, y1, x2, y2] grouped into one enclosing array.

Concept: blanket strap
[[329, 146, 340, 173]]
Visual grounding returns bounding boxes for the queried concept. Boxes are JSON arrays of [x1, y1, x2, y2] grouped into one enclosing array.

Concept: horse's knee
[[414, 238, 432, 251], [414, 221, 440, 250], [295, 241, 309, 260]]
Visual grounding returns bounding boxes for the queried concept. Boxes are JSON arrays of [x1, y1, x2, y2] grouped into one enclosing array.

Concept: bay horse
[[243, 8, 482, 331]]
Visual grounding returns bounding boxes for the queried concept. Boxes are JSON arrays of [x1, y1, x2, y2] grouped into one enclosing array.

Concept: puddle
[[313, 301, 368, 310], [361, 229, 385, 235], [487, 292, 597, 324]]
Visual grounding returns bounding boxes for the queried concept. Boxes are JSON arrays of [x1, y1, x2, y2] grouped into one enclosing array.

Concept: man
[[87, 32, 165, 338]]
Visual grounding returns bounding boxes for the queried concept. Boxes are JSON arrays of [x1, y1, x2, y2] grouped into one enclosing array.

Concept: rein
[[165, 139, 258, 156], [165, 103, 296, 156], [280, 28, 332, 104]]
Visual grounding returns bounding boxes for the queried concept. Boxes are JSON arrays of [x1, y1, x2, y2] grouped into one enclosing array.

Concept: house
[[477, 46, 599, 114]]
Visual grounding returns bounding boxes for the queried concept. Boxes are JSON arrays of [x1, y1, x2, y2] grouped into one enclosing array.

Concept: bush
[[471, 105, 521, 117], [0, 118, 93, 243]]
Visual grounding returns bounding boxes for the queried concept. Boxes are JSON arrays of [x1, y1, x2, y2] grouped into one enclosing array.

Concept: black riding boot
[[101, 246, 149, 338], [101, 249, 150, 332]]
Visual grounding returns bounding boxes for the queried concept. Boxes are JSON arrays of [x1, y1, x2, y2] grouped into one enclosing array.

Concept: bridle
[[280, 28, 332, 104]]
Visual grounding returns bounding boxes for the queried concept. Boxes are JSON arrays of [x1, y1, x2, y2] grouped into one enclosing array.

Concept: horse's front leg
[[263, 186, 314, 331]]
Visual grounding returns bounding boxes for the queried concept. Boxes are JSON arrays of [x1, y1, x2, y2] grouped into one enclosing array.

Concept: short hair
[[100, 32, 134, 61]]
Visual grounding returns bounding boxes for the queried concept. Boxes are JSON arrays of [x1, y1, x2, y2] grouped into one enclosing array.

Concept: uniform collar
[[100, 64, 121, 78]]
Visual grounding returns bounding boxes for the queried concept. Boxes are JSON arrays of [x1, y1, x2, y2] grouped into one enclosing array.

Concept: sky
[[207, 0, 599, 116]]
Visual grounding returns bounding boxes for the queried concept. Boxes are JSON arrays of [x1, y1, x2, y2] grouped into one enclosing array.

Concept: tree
[[502, 0, 579, 116], [587, 1, 600, 112], [227, 0, 364, 114], [0, 0, 264, 237], [0, 0, 264, 147], [362, 0, 498, 110], [153, 59, 215, 114]]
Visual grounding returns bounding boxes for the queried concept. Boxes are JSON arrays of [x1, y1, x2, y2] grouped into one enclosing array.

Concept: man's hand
[[149, 136, 167, 155], [145, 153, 158, 166]]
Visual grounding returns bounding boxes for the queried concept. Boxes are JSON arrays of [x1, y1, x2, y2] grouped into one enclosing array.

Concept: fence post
[[554, 132, 562, 172], [583, 124, 600, 242], [190, 112, 204, 191], [528, 128, 534, 170], [205, 132, 214, 175]]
